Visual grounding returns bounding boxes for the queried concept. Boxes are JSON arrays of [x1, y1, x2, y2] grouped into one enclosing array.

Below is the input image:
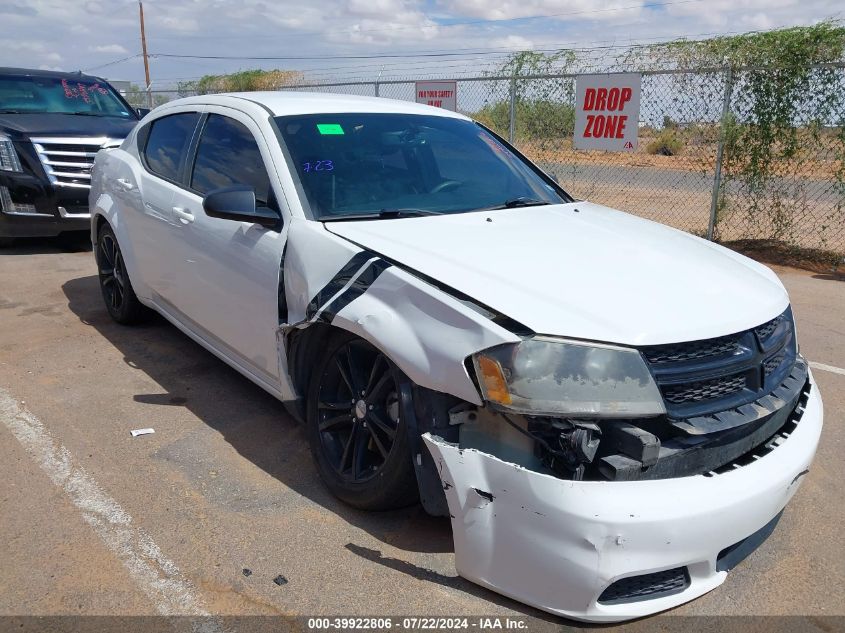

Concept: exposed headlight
[[0, 134, 23, 172], [472, 337, 666, 417]]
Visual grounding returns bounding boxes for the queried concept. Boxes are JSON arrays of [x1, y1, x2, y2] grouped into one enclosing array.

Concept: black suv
[[0, 67, 143, 244]]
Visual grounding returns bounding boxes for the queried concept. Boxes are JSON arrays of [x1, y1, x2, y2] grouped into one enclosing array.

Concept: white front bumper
[[423, 376, 823, 622]]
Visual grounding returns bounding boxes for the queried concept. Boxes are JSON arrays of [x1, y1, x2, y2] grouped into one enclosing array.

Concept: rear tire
[[306, 331, 419, 510], [96, 223, 146, 325]]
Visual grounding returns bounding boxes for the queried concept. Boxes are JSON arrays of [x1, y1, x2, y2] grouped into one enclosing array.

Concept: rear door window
[[190, 114, 272, 206], [142, 112, 201, 182]]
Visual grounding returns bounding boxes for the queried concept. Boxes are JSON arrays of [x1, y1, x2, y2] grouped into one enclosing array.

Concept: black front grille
[[642, 308, 797, 418], [763, 353, 786, 377], [663, 373, 746, 404], [643, 335, 741, 365], [755, 314, 784, 341], [598, 567, 690, 604]]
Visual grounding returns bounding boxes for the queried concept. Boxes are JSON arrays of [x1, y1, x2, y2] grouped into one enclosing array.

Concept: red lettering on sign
[[584, 114, 595, 137], [596, 88, 608, 111], [615, 115, 628, 138], [583, 88, 596, 111], [620, 87, 632, 109]]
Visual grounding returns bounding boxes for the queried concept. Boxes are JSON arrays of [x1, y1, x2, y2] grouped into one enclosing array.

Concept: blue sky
[[0, 0, 842, 87]]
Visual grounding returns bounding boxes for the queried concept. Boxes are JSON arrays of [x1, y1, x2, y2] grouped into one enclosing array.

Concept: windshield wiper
[[319, 208, 443, 222], [486, 197, 552, 210], [0, 109, 24, 114], [377, 208, 442, 218]]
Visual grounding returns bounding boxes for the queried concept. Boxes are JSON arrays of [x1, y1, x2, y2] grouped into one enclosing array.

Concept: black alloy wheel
[[307, 332, 418, 510], [96, 224, 145, 324], [98, 231, 126, 312]]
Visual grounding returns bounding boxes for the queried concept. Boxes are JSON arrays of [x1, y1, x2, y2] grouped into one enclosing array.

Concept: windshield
[[0, 75, 135, 118], [275, 113, 570, 220]]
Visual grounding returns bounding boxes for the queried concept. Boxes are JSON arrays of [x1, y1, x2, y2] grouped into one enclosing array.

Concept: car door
[[124, 110, 201, 299], [163, 109, 286, 390]]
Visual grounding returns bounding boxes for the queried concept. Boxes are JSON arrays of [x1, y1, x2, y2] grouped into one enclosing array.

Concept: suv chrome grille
[[642, 307, 797, 418], [31, 136, 120, 189]]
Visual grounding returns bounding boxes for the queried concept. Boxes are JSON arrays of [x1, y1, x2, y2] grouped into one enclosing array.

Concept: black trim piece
[[598, 364, 809, 482], [304, 250, 390, 321], [717, 510, 783, 572], [400, 383, 449, 517], [278, 240, 288, 324], [598, 567, 690, 605]]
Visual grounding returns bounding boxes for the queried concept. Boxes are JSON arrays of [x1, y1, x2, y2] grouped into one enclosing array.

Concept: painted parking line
[[0, 388, 222, 627], [809, 361, 845, 377]]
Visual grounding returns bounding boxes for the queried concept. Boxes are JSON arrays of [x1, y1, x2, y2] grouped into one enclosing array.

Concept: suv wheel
[[96, 223, 145, 324], [307, 332, 419, 510]]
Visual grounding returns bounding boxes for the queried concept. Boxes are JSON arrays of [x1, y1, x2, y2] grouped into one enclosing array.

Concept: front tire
[[307, 332, 419, 510], [96, 223, 146, 324]]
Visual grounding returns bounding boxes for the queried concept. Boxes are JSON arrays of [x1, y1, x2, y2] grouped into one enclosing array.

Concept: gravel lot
[[0, 238, 843, 630]]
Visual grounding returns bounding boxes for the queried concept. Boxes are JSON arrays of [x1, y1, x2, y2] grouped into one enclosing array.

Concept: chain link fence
[[136, 62, 845, 258]]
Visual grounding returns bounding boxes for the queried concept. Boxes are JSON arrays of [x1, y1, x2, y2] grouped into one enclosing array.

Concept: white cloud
[[438, 0, 647, 22], [0, 0, 838, 86], [492, 35, 535, 50], [90, 44, 128, 54]]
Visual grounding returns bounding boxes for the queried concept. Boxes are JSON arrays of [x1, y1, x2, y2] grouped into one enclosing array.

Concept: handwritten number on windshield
[[302, 160, 334, 173]]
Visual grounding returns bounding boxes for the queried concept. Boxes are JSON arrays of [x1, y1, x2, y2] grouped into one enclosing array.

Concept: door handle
[[116, 178, 134, 191], [172, 206, 195, 224]]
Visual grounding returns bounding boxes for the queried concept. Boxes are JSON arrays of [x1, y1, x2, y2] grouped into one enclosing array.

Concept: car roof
[[0, 66, 107, 82], [160, 91, 471, 120]]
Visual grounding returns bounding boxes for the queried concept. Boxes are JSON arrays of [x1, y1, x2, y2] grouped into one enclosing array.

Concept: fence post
[[374, 81, 380, 97], [707, 67, 734, 241], [508, 72, 517, 144]]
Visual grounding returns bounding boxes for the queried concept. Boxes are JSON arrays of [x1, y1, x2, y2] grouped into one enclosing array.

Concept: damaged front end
[[421, 308, 824, 621]]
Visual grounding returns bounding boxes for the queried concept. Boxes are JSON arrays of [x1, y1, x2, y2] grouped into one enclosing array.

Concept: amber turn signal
[[476, 354, 512, 405]]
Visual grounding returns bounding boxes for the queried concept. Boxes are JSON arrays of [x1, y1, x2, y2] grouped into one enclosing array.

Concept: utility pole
[[138, 0, 152, 108]]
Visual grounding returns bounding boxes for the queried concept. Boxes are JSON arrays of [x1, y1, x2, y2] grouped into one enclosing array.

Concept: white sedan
[[89, 92, 822, 622]]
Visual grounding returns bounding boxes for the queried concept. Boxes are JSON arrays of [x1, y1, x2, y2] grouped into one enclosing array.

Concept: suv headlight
[[0, 134, 23, 172], [472, 337, 665, 417]]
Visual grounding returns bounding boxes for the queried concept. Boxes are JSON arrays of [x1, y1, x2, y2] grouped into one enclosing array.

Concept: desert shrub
[[646, 128, 685, 155]]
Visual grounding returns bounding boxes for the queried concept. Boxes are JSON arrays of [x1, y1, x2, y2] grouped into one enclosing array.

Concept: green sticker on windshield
[[317, 123, 344, 135]]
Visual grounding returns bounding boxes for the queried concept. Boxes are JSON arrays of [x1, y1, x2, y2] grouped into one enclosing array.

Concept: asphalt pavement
[[0, 239, 843, 630]]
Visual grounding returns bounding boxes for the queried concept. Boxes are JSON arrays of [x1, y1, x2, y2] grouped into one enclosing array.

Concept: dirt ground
[[0, 240, 843, 631]]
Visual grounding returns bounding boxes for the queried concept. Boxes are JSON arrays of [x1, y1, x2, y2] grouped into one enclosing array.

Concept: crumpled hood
[[326, 202, 789, 346]]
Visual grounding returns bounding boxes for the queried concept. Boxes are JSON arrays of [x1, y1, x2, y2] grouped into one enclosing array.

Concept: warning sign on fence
[[415, 81, 457, 111], [574, 73, 641, 152]]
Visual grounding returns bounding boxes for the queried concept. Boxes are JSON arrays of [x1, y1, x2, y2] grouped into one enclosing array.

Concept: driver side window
[[191, 114, 272, 206]]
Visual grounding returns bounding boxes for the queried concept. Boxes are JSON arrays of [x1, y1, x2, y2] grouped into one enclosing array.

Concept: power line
[[82, 54, 142, 72]]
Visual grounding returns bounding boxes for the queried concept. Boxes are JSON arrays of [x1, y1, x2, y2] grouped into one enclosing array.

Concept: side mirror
[[136, 107, 151, 118], [202, 185, 279, 228]]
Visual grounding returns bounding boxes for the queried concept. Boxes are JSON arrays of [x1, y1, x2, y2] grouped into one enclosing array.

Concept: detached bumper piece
[[422, 374, 822, 622]]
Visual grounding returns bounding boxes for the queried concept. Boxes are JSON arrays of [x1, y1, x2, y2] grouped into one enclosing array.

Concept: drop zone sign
[[574, 73, 641, 152]]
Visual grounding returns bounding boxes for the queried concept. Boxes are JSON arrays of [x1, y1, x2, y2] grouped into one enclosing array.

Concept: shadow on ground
[[1, 234, 92, 255], [61, 273, 560, 622]]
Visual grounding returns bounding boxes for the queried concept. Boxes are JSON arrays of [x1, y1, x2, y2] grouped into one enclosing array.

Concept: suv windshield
[[0, 75, 135, 118], [275, 113, 571, 219]]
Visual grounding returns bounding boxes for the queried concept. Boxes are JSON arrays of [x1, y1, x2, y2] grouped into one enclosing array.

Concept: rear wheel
[[96, 223, 146, 324], [307, 332, 418, 510]]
